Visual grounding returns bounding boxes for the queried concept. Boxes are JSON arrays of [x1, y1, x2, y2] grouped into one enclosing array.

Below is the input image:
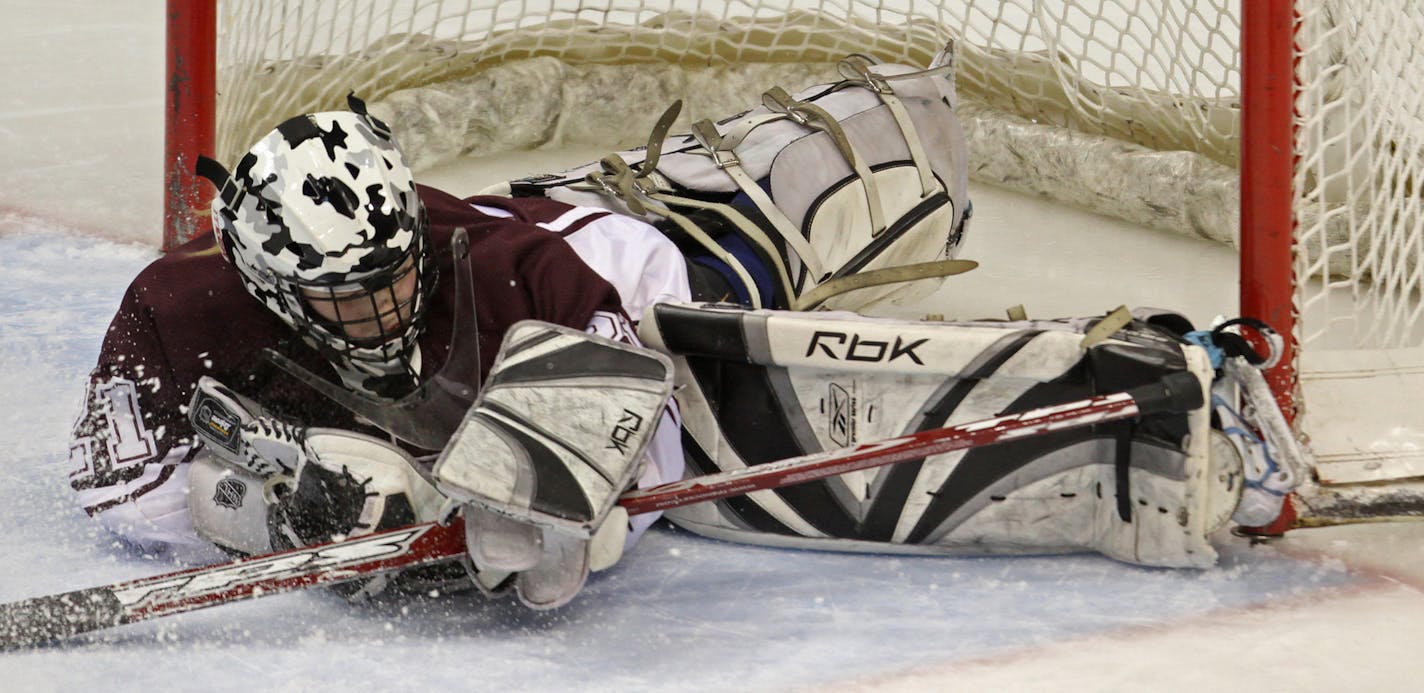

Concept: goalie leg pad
[[904, 440, 1213, 567], [644, 302, 1233, 568], [523, 56, 971, 313]]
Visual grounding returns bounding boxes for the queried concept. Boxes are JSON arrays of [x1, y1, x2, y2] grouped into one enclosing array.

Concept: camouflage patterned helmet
[[197, 96, 435, 373]]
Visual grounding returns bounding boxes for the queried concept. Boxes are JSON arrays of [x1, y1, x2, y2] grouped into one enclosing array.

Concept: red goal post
[[163, 0, 1424, 529], [1238, 1, 1297, 532], [163, 0, 215, 255]]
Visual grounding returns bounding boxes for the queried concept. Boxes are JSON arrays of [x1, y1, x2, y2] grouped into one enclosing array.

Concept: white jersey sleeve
[[72, 440, 209, 552], [469, 202, 692, 320], [584, 309, 686, 548]]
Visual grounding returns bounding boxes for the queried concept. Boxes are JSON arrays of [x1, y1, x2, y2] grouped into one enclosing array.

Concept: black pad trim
[[650, 303, 754, 362], [680, 429, 799, 536], [685, 357, 859, 537], [472, 411, 594, 523], [488, 339, 668, 387], [860, 329, 1042, 540]]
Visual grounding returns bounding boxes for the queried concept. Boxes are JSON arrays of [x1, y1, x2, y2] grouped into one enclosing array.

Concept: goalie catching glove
[[266, 430, 472, 600], [433, 321, 674, 609], [186, 378, 467, 600]]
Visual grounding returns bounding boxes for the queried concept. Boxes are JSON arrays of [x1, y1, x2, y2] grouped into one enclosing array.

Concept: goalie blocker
[[638, 302, 1272, 569]]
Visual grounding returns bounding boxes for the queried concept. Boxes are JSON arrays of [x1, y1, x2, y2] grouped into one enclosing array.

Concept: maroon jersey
[[69, 186, 625, 546]]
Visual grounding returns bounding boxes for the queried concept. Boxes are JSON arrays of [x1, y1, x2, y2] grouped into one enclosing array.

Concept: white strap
[[838, 56, 939, 198], [763, 86, 887, 235], [585, 155, 767, 309], [792, 259, 978, 311], [690, 119, 827, 280], [648, 190, 797, 304], [708, 110, 793, 152], [649, 198, 766, 309], [1080, 305, 1134, 348]]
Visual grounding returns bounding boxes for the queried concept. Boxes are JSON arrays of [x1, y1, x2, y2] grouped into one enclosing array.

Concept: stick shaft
[[618, 390, 1141, 514]]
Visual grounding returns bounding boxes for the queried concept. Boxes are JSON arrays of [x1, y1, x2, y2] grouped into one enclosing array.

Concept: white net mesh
[[212, 0, 1424, 357], [1294, 2, 1424, 351]]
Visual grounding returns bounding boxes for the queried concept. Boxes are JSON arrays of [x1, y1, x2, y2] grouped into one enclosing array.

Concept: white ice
[[2, 3, 1423, 691]]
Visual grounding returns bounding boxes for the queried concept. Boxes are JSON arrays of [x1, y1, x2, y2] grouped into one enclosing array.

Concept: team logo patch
[[213, 477, 247, 509]]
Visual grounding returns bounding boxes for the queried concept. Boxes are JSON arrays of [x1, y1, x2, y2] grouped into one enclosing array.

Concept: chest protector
[[638, 302, 1231, 569], [504, 51, 972, 313]]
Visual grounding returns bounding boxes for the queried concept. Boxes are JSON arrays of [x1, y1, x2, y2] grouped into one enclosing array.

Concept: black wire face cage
[[280, 223, 438, 365]]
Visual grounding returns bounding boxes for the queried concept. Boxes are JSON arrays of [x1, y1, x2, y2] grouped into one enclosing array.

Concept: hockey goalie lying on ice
[[67, 51, 1300, 612]]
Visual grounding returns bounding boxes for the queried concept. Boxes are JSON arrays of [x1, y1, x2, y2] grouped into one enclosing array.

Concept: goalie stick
[[0, 371, 1201, 650]]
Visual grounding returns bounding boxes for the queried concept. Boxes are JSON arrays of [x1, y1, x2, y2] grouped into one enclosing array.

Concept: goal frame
[[164, 0, 215, 253], [1238, 0, 1298, 533], [160, 0, 1309, 531]]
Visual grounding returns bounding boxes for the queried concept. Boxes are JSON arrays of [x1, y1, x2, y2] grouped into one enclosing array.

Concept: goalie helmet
[[197, 96, 435, 388]]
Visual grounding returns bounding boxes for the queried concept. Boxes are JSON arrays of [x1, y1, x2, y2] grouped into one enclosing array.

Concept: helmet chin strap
[[266, 228, 482, 451]]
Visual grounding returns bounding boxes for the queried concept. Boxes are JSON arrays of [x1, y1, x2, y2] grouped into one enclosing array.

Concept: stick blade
[[0, 586, 127, 650]]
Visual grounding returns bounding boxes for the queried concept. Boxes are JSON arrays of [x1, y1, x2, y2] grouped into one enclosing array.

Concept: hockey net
[[166, 0, 1424, 526]]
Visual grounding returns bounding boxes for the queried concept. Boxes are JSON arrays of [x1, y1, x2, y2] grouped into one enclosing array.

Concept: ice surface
[[3, 3, 1424, 692], [0, 227, 1367, 692]]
